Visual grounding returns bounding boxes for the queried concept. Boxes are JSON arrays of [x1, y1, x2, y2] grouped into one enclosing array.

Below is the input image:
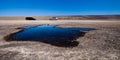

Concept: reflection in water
[[5, 24, 95, 47]]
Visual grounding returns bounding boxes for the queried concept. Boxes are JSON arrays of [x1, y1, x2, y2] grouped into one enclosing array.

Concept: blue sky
[[0, 0, 120, 16]]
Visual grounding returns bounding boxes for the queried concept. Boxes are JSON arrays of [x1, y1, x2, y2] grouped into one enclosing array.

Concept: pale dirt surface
[[0, 20, 120, 60]]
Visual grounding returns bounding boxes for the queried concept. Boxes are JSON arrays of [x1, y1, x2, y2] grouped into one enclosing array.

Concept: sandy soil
[[0, 20, 120, 60]]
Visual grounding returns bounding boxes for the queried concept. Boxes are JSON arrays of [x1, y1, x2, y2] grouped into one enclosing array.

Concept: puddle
[[4, 24, 95, 47]]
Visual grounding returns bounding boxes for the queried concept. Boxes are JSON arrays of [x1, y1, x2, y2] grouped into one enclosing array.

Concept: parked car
[[49, 17, 58, 20], [26, 17, 36, 20]]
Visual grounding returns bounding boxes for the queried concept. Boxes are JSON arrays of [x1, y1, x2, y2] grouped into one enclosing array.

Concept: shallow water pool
[[6, 24, 95, 47]]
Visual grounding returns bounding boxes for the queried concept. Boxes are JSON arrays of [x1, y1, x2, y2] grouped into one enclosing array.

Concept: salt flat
[[0, 20, 120, 60]]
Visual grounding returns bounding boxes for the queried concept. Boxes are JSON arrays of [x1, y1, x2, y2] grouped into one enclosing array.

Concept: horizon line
[[0, 14, 120, 17]]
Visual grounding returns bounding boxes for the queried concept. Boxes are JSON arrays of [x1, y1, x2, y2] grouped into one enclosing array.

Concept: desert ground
[[0, 20, 120, 60]]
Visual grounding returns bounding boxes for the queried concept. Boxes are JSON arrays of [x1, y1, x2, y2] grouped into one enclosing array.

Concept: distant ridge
[[0, 15, 120, 20]]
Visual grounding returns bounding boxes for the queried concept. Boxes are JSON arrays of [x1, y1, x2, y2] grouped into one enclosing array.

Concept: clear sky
[[0, 0, 120, 16]]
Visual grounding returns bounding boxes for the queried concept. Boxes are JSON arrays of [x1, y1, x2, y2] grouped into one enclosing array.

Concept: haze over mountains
[[0, 15, 120, 20]]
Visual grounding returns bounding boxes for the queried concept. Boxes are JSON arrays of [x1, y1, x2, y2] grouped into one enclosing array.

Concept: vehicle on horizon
[[49, 17, 58, 20]]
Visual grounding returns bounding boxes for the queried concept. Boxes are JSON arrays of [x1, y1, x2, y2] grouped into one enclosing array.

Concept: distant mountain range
[[0, 15, 120, 20]]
